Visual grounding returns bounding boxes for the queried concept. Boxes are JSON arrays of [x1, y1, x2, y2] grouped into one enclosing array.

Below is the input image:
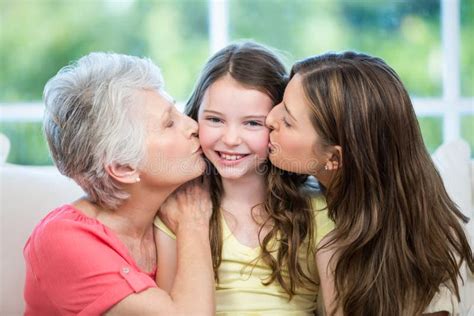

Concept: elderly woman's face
[[139, 89, 205, 186]]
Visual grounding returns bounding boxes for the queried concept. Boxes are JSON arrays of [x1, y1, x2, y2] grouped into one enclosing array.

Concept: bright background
[[0, 0, 473, 165]]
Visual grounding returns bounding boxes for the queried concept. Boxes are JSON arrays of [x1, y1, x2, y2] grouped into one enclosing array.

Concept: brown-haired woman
[[154, 41, 335, 314], [266, 51, 474, 315]]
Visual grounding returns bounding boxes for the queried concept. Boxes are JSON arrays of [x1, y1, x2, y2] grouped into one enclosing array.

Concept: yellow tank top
[[154, 195, 335, 315]]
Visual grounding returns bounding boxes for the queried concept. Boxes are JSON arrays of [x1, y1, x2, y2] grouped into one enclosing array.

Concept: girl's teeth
[[222, 153, 243, 161]]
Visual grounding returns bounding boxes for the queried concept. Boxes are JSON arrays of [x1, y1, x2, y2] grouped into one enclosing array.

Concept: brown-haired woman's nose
[[265, 114, 275, 130]]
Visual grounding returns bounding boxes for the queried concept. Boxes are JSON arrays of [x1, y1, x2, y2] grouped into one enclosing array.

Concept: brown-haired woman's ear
[[325, 145, 342, 171]]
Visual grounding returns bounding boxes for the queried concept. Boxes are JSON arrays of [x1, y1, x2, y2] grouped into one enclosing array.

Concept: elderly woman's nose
[[184, 115, 199, 138]]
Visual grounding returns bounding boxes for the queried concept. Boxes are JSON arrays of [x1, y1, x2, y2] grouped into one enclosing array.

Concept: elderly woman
[[23, 52, 214, 315]]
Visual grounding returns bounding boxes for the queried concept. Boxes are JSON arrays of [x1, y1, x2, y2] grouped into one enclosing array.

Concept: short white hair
[[43, 52, 164, 209]]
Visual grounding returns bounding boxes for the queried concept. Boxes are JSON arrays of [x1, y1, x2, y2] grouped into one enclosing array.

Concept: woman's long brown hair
[[186, 41, 316, 297], [292, 51, 474, 315]]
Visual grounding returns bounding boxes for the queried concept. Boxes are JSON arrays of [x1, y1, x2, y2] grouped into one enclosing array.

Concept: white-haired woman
[[23, 52, 214, 315]]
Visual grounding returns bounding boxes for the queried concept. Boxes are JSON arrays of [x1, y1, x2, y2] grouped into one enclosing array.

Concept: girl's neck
[[220, 173, 266, 215]]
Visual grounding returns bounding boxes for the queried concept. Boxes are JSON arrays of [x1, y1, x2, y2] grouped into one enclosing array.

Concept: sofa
[[1, 135, 473, 315]]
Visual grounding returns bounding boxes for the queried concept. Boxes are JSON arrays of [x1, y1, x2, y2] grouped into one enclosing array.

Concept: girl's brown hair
[[292, 51, 474, 315], [186, 41, 316, 297]]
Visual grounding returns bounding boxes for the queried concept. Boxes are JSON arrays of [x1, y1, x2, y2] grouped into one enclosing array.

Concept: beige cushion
[[0, 164, 83, 315], [432, 140, 472, 218], [432, 140, 474, 314], [0, 133, 10, 163]]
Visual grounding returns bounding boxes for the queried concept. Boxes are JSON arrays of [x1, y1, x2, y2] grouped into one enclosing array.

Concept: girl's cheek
[[198, 126, 217, 150], [252, 130, 270, 158]]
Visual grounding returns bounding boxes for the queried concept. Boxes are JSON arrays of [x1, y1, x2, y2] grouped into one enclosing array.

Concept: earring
[[324, 165, 329, 171], [135, 176, 141, 183]]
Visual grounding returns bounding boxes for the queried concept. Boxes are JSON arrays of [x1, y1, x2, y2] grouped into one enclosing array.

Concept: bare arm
[[107, 183, 214, 315], [315, 236, 452, 316], [315, 235, 342, 316], [155, 227, 177, 292]]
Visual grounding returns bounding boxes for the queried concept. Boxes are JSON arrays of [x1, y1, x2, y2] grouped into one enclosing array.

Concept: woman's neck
[[77, 183, 177, 241]]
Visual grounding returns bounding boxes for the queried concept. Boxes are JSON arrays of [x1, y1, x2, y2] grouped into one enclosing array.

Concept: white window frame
[[1, 0, 472, 134], [0, 0, 472, 223]]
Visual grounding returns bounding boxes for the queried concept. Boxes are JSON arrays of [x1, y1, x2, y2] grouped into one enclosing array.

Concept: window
[[1, 0, 472, 165]]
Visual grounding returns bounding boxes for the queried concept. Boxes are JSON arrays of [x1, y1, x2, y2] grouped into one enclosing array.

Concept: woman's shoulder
[[35, 204, 98, 230], [27, 204, 110, 254], [38, 204, 103, 227]]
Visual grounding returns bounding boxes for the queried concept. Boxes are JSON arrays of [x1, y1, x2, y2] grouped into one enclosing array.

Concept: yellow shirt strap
[[312, 195, 335, 246], [153, 215, 176, 240]]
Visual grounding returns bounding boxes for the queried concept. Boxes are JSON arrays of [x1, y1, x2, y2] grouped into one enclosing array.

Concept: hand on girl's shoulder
[[155, 178, 211, 234]]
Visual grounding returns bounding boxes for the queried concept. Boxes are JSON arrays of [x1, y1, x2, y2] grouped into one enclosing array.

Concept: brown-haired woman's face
[[265, 74, 331, 177]]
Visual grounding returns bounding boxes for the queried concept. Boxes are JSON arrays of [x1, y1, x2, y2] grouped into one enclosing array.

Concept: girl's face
[[265, 74, 331, 177], [197, 74, 273, 180]]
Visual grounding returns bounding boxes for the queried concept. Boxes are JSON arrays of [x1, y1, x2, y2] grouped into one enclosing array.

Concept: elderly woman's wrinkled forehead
[[132, 88, 176, 131]]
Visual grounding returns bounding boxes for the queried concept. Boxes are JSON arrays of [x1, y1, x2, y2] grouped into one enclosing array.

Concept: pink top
[[23, 204, 157, 316]]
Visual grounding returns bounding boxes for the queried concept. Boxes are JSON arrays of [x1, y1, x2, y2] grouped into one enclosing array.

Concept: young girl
[[154, 41, 335, 314], [265, 51, 474, 315]]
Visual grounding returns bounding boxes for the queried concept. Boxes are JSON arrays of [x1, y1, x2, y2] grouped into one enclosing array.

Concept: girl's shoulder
[[300, 181, 334, 246], [154, 215, 176, 240]]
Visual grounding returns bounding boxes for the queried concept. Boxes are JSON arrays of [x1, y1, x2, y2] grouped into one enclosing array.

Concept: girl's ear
[[324, 145, 343, 171], [105, 163, 141, 184]]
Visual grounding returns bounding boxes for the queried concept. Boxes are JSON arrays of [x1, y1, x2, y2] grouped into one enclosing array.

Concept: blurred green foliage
[[0, 0, 209, 101], [417, 116, 443, 152], [230, 0, 445, 97], [461, 115, 474, 151], [0, 0, 472, 165], [0, 122, 52, 165], [461, 0, 474, 96]]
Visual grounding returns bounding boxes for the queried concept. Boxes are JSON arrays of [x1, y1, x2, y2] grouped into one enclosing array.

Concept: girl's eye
[[245, 120, 263, 127], [283, 117, 291, 127], [206, 117, 222, 123]]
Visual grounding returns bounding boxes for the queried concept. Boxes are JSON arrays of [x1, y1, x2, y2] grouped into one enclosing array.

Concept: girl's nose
[[222, 126, 242, 146]]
